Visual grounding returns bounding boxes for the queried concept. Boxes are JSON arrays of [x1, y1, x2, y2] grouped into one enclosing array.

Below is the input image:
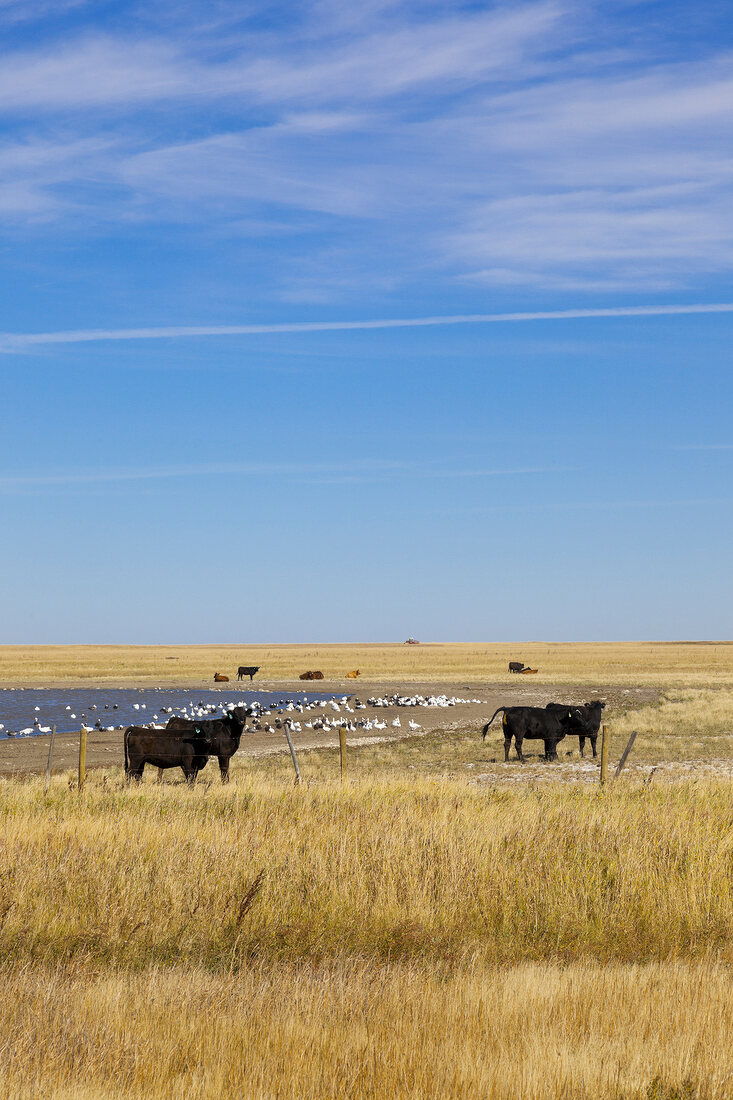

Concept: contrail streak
[[2, 302, 732, 349]]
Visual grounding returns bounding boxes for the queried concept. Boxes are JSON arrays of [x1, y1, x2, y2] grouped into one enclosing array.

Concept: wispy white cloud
[[479, 57, 733, 143], [434, 466, 573, 476], [435, 52, 733, 287], [0, 5, 565, 230], [0, 460, 404, 487], [0, 38, 198, 112], [0, 135, 114, 219], [0, 0, 90, 24], [2, 302, 733, 352], [229, 4, 567, 105], [0, 457, 565, 492], [450, 496, 733, 515], [2, 2, 733, 295], [121, 123, 381, 219], [672, 444, 733, 451], [449, 186, 733, 289], [0, 4, 566, 114]]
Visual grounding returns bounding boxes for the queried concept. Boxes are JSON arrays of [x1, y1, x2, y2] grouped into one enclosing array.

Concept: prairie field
[[1, 646, 732, 1097], [3, 957, 733, 1100], [2, 639, 733, 686], [1, 765, 733, 1097]]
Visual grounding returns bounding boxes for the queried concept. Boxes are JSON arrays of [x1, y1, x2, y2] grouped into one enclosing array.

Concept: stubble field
[[0, 642, 732, 1098], [3, 639, 733, 686]]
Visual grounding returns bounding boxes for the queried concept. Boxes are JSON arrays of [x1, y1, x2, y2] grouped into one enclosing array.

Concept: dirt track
[[0, 680, 656, 778]]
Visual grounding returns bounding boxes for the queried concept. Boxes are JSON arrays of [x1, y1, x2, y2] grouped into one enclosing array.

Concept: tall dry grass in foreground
[[1, 773, 732, 1097], [1, 775, 732, 966], [1, 959, 731, 1099], [3, 639, 733, 685]]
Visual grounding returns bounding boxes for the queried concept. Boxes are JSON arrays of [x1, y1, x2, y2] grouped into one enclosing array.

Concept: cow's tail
[[482, 708, 506, 740], [123, 726, 130, 777]]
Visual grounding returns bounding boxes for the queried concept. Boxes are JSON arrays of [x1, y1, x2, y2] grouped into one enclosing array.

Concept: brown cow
[[214, 672, 229, 682], [346, 669, 360, 679], [299, 670, 324, 680]]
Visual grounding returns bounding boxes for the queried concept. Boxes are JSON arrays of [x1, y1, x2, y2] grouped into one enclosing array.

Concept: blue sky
[[1, 0, 732, 643]]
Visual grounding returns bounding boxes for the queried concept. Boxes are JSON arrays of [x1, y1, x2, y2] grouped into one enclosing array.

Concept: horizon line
[[2, 301, 733, 349], [1, 638, 732, 647]]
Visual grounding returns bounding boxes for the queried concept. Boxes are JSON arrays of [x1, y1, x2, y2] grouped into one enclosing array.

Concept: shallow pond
[[0, 688, 342, 738]]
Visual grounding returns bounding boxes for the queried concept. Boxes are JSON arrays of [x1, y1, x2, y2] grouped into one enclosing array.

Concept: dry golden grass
[[610, 688, 733, 762], [3, 639, 733, 685], [0, 772, 732, 1097], [2, 684, 733, 1098], [2, 773, 732, 967], [1, 958, 731, 1099]]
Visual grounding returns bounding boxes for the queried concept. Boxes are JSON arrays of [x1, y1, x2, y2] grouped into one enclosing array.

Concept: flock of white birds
[[2, 692, 485, 739], [152, 692, 485, 738]]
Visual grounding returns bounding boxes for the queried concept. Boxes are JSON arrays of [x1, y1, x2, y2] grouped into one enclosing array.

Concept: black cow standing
[[166, 706, 249, 782], [237, 666, 260, 681], [481, 706, 580, 762], [124, 725, 210, 784], [546, 700, 606, 757]]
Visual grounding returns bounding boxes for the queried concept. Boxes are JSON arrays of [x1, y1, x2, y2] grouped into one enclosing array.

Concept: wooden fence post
[[599, 724, 609, 787], [614, 731, 638, 779], [339, 727, 347, 782], [78, 726, 88, 791], [45, 724, 56, 794], [283, 721, 301, 785]]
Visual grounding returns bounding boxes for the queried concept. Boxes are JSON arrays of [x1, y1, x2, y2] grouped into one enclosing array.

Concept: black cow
[[508, 661, 526, 673], [237, 665, 260, 681], [481, 705, 580, 762], [166, 706, 249, 782], [546, 700, 606, 757], [124, 725, 210, 784]]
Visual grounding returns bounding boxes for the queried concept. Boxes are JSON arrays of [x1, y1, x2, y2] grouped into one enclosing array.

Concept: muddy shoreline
[[0, 680, 656, 778]]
